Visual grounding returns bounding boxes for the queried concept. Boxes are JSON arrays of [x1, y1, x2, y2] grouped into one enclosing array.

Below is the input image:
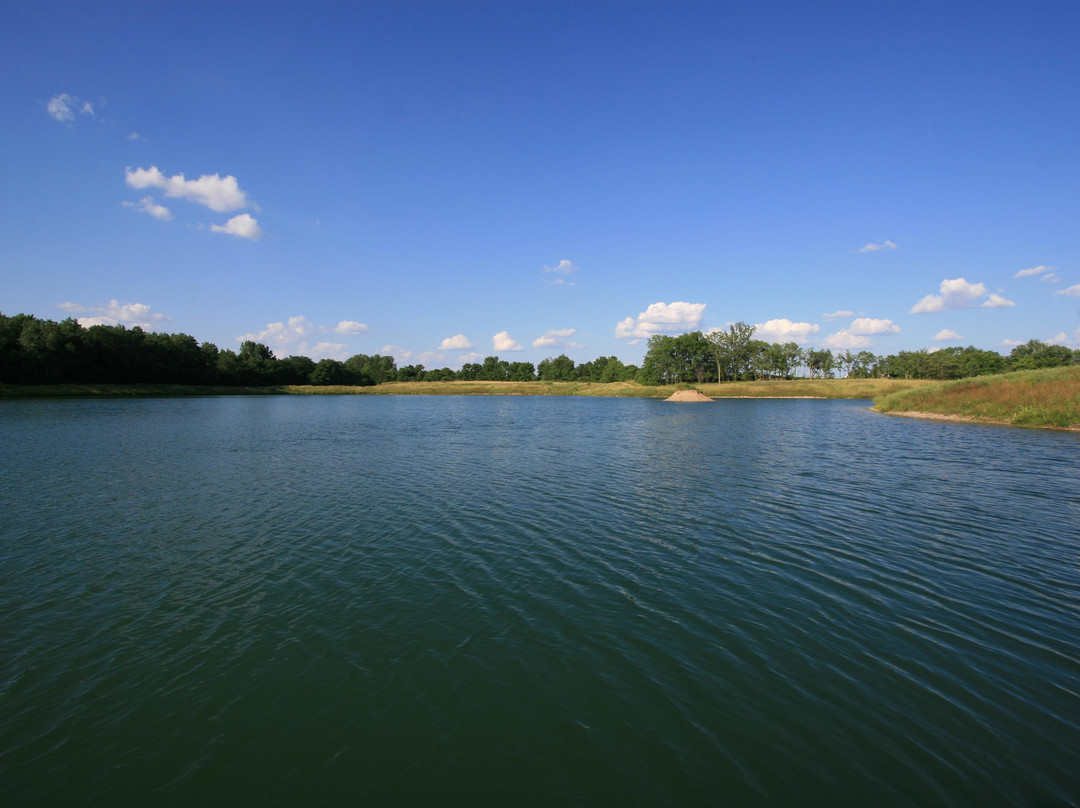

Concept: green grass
[[873, 366, 1080, 429]]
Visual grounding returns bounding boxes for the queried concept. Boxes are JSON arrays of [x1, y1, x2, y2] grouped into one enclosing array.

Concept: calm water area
[[1, 395, 1078, 806]]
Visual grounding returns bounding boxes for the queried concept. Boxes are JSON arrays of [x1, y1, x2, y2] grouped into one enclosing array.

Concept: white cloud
[[210, 213, 263, 241], [1048, 333, 1068, 346], [381, 344, 413, 363], [1039, 272, 1060, 283], [1013, 265, 1055, 279], [416, 351, 445, 366], [334, 320, 369, 335], [855, 240, 897, 253], [752, 318, 820, 344], [457, 352, 484, 365], [493, 331, 523, 351], [1054, 284, 1080, 298], [823, 330, 871, 349], [439, 334, 473, 350], [981, 293, 1015, 308], [125, 166, 252, 213], [47, 93, 93, 122], [910, 278, 989, 313], [615, 301, 706, 341], [934, 329, 962, 341], [544, 259, 577, 275], [532, 328, 583, 350], [122, 196, 172, 221], [543, 259, 578, 287], [58, 299, 169, 329], [821, 317, 900, 349], [848, 317, 901, 335], [823, 310, 854, 320], [307, 342, 349, 360]]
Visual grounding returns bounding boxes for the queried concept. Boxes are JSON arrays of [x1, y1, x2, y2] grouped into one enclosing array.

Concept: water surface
[[1, 396, 1077, 805]]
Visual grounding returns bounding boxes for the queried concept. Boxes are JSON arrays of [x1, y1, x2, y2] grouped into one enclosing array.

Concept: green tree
[[538, 354, 575, 381]]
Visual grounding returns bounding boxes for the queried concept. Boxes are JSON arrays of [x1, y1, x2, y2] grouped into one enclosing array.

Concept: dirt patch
[[665, 389, 714, 402], [878, 409, 1080, 432]]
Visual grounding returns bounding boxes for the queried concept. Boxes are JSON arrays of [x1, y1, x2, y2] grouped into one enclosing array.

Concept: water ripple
[[1, 396, 1078, 805]]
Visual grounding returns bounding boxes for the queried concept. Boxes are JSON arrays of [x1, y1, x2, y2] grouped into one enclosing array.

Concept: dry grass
[[284, 377, 930, 399], [0, 377, 937, 402], [696, 377, 930, 399], [873, 366, 1080, 429]]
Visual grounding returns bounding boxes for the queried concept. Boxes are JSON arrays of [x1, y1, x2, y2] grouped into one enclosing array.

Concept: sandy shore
[[879, 409, 1080, 432]]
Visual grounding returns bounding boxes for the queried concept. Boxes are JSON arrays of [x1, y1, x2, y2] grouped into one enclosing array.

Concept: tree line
[[0, 313, 638, 386], [638, 322, 1079, 384], [1, 312, 1075, 388]]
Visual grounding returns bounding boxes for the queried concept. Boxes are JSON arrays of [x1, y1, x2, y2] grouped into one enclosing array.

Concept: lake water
[[1, 395, 1078, 806]]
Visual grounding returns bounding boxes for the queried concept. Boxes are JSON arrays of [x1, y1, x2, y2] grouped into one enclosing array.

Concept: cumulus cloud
[[125, 166, 252, 213], [934, 329, 962, 341], [493, 331, 523, 351], [821, 317, 900, 350], [122, 196, 172, 221], [58, 299, 169, 329], [981, 293, 1015, 308], [532, 328, 583, 350], [855, 240, 897, 253], [823, 330, 871, 349], [848, 317, 901, 335], [47, 93, 94, 122], [1013, 265, 1055, 279], [909, 278, 1012, 313], [439, 334, 473, 350], [334, 320, 369, 335], [1054, 284, 1080, 298], [236, 315, 350, 359], [210, 213, 263, 241], [615, 301, 706, 341], [823, 310, 853, 320], [752, 318, 820, 344]]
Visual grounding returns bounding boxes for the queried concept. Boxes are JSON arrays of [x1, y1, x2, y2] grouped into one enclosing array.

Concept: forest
[[1, 312, 1076, 388]]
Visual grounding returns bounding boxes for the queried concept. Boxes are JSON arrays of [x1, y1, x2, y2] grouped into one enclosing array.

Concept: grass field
[[2, 377, 928, 400], [873, 366, 1080, 430]]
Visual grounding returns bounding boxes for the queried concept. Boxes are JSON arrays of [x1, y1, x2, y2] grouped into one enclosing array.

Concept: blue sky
[[3, 1, 1079, 368]]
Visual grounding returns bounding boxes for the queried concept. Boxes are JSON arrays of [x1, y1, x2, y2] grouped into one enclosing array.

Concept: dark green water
[[1, 396, 1078, 806]]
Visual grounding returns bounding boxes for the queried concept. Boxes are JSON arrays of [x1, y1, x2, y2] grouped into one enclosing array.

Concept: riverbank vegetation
[[873, 366, 1080, 429], [2, 312, 1077, 393]]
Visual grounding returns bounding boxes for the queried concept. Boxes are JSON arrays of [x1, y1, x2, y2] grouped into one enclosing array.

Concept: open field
[[873, 366, 1080, 430]]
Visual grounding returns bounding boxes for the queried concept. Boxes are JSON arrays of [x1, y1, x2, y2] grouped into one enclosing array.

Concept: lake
[[1, 395, 1077, 805]]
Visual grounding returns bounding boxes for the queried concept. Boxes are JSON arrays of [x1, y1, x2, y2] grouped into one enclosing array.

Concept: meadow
[[873, 366, 1080, 429]]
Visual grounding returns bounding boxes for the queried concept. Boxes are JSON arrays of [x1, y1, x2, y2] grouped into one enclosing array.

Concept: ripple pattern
[[1, 396, 1078, 806]]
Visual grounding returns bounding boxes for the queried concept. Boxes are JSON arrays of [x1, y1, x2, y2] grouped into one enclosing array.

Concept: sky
[[3, 0, 1079, 369]]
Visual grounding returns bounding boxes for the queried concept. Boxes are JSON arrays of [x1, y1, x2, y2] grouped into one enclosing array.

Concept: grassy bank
[[282, 378, 930, 399], [873, 366, 1080, 430], [2, 378, 929, 400]]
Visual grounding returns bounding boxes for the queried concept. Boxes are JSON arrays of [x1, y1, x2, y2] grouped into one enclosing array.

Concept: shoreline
[[878, 409, 1080, 432]]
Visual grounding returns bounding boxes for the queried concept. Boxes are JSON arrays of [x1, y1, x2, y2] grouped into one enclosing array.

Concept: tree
[[310, 358, 347, 385], [537, 354, 575, 381], [706, 321, 756, 381]]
